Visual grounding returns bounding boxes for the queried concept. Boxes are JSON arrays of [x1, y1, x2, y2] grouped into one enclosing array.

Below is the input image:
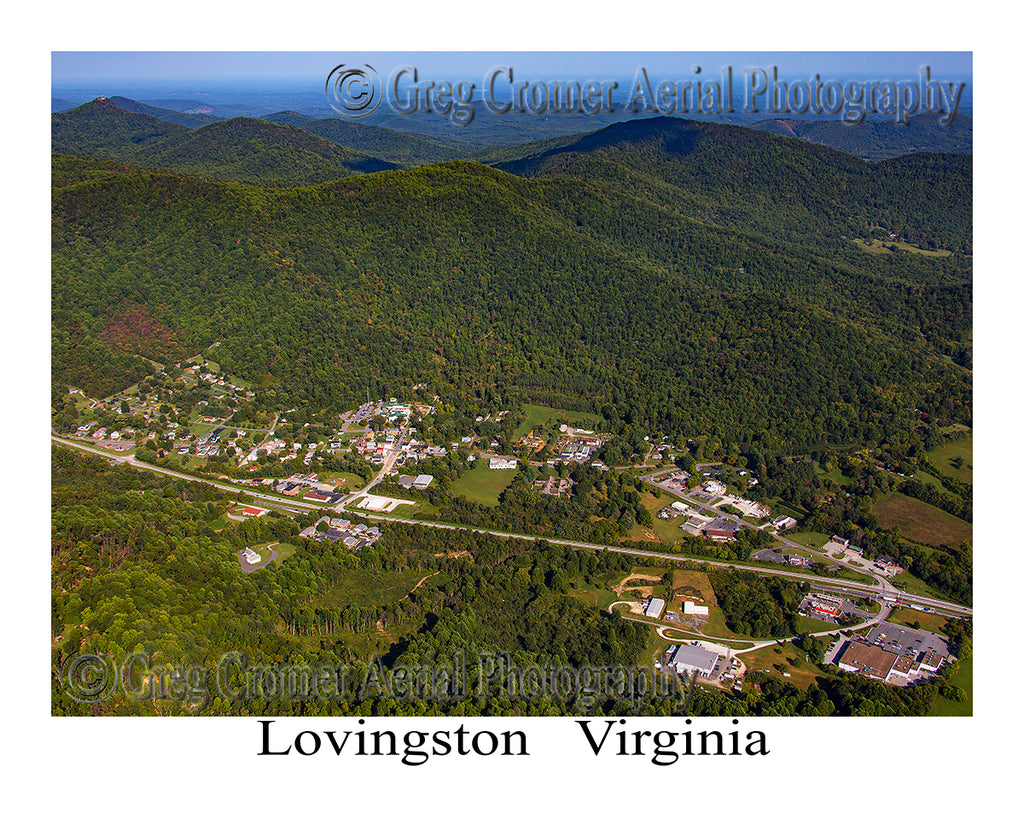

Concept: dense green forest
[[52, 117, 971, 454]]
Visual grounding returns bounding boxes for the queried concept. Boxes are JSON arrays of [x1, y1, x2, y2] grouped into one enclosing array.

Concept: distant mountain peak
[[84, 96, 122, 112]]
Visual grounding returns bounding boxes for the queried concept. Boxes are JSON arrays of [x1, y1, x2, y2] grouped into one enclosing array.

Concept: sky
[[52, 50, 972, 86]]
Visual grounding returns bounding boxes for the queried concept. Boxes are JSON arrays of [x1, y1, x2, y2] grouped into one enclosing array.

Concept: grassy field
[[815, 464, 853, 487], [568, 581, 621, 611], [794, 615, 839, 635], [930, 658, 973, 716], [273, 541, 297, 561], [319, 471, 367, 491], [315, 567, 445, 609], [449, 461, 517, 507], [889, 561, 955, 601], [787, 532, 831, 550], [874, 493, 972, 548], [927, 434, 973, 484], [674, 569, 758, 641], [635, 492, 693, 545], [913, 469, 951, 494], [740, 642, 831, 691], [886, 606, 950, 633], [513, 403, 603, 439], [853, 238, 952, 257]]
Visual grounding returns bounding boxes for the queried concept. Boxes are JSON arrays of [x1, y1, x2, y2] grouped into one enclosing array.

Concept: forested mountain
[[52, 131, 971, 452], [751, 112, 973, 161], [52, 99, 399, 186], [264, 111, 464, 167], [107, 96, 224, 128], [495, 117, 972, 253], [52, 98, 188, 156]]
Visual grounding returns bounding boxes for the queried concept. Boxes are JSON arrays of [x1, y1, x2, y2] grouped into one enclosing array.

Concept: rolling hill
[[52, 133, 971, 450], [751, 112, 973, 161], [494, 116, 971, 253], [52, 99, 399, 186], [263, 111, 464, 167]]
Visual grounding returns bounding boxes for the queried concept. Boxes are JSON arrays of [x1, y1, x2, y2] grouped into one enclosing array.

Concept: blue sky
[[53, 51, 972, 85]]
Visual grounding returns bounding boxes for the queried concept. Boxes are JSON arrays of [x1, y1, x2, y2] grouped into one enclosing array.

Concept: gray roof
[[670, 644, 718, 674], [863, 623, 950, 658]]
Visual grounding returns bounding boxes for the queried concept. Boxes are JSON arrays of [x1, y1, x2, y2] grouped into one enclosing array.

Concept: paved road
[[51, 434, 972, 618], [53, 435, 324, 513], [643, 471, 902, 598]]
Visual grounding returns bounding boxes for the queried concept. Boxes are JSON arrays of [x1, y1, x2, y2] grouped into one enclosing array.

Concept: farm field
[[874, 493, 972, 548], [449, 460, 517, 507]]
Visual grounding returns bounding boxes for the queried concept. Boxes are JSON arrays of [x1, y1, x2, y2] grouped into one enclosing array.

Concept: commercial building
[[863, 623, 950, 659], [645, 598, 666, 619], [702, 517, 743, 540], [683, 601, 710, 616], [669, 644, 719, 678], [836, 641, 898, 680]]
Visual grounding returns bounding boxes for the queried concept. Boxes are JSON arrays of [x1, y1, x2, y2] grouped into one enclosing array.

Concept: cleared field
[[886, 606, 949, 633], [853, 238, 952, 257], [319, 471, 366, 491], [637, 492, 693, 545], [913, 469, 950, 494], [315, 567, 445, 609], [787, 532, 830, 550], [874, 493, 972, 548], [513, 403, 603, 439], [449, 461, 516, 507], [927, 434, 973, 484], [740, 642, 830, 691], [815, 464, 853, 487], [568, 584, 619, 611], [672, 569, 754, 641], [794, 615, 839, 635]]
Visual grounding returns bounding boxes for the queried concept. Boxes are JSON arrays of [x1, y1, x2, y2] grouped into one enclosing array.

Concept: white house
[[242, 547, 262, 565], [489, 458, 518, 469]]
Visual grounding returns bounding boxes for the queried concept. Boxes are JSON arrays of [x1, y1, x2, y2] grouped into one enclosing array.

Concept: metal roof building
[[645, 598, 666, 619], [670, 644, 719, 677]]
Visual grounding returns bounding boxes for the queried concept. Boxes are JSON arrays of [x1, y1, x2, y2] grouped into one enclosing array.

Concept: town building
[[702, 517, 743, 541]]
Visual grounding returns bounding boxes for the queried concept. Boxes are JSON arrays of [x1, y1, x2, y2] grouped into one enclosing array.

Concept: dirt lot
[[612, 571, 664, 597]]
